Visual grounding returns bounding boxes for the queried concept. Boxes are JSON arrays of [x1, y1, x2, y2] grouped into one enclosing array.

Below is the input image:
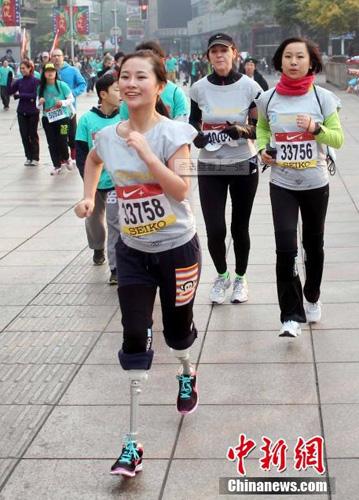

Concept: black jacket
[[253, 70, 269, 91]]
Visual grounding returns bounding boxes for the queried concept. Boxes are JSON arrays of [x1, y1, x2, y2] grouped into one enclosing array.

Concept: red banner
[[53, 6, 89, 36], [0, 0, 21, 27]]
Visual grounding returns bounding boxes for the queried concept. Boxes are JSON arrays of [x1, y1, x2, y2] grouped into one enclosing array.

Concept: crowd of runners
[[1, 34, 344, 479]]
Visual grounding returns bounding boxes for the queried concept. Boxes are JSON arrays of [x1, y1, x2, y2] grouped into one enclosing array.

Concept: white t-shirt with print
[[190, 74, 262, 163], [94, 117, 198, 253], [256, 85, 340, 190]]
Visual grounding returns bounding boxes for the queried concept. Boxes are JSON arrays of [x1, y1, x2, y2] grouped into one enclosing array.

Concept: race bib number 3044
[[275, 131, 318, 169], [116, 184, 177, 237]]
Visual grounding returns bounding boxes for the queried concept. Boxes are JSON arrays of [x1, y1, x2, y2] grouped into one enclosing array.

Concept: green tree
[[298, 0, 359, 36]]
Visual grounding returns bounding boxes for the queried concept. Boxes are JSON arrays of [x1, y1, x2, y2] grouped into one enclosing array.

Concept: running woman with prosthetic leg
[[75, 50, 200, 477]]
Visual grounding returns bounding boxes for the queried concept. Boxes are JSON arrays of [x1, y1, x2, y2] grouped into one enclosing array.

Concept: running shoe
[[279, 320, 302, 338], [230, 276, 248, 303], [176, 370, 198, 415], [50, 166, 62, 176], [209, 275, 231, 304], [29, 160, 39, 167], [24, 159, 31, 166], [61, 159, 74, 171], [109, 268, 117, 285], [305, 301, 322, 323], [93, 249, 105, 265], [110, 437, 143, 477]]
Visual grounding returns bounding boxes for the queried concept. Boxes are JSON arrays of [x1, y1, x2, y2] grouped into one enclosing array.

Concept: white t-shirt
[[94, 117, 198, 253], [190, 74, 262, 163], [256, 85, 340, 190]]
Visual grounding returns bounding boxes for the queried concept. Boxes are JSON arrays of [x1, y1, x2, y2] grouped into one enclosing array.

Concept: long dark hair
[[119, 50, 169, 118], [38, 68, 60, 98]]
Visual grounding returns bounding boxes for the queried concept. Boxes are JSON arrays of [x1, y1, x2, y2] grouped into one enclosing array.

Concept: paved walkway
[[0, 80, 358, 499]]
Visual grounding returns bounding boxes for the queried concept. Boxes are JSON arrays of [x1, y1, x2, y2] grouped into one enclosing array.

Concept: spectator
[[0, 60, 14, 110], [244, 57, 269, 90]]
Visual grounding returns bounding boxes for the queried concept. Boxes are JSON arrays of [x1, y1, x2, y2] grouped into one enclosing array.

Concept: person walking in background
[[244, 56, 269, 91], [51, 48, 86, 164], [37, 63, 74, 176], [1, 49, 16, 70], [41, 51, 50, 67], [81, 56, 92, 93], [256, 37, 344, 338], [165, 53, 177, 83], [0, 60, 14, 110], [97, 54, 114, 78], [112, 51, 125, 79], [190, 33, 262, 304], [8, 59, 40, 166], [76, 73, 121, 284], [190, 54, 201, 86]]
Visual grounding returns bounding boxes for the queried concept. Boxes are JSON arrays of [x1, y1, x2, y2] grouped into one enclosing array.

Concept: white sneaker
[[231, 276, 248, 303], [279, 320, 302, 338], [210, 275, 231, 304], [24, 159, 31, 166], [29, 160, 39, 167], [50, 166, 63, 176], [305, 301, 322, 323], [66, 159, 76, 171]]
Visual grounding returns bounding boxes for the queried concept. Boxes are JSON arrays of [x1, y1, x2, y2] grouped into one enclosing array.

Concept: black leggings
[[42, 116, 70, 168], [116, 235, 201, 371], [198, 161, 259, 276], [270, 183, 329, 323]]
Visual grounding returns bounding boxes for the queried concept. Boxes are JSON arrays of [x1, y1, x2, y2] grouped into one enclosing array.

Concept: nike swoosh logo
[[287, 133, 305, 141], [123, 188, 143, 199]]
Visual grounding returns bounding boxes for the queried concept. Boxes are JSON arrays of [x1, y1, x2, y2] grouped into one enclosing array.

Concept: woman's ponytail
[[155, 96, 169, 118]]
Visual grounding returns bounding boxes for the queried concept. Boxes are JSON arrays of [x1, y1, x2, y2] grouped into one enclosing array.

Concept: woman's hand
[[38, 97, 45, 106], [74, 198, 94, 218], [126, 131, 156, 164], [296, 114, 315, 133], [260, 150, 275, 165], [54, 100, 62, 109]]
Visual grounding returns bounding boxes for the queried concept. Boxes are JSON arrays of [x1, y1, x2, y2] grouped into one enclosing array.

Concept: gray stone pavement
[[0, 77, 358, 499]]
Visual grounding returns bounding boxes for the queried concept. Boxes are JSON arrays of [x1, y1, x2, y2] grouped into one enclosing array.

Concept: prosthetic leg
[[128, 370, 148, 442], [111, 329, 154, 478], [172, 347, 192, 375]]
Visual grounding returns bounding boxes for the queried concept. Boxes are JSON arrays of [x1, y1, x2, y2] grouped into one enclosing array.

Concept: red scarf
[[276, 73, 315, 96]]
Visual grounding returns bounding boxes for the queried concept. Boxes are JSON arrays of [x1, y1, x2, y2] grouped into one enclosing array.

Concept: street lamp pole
[[114, 0, 118, 53], [69, 0, 75, 61]]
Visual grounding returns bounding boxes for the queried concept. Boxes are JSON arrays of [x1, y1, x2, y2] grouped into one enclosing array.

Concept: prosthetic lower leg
[[127, 370, 148, 442], [171, 347, 192, 375]]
